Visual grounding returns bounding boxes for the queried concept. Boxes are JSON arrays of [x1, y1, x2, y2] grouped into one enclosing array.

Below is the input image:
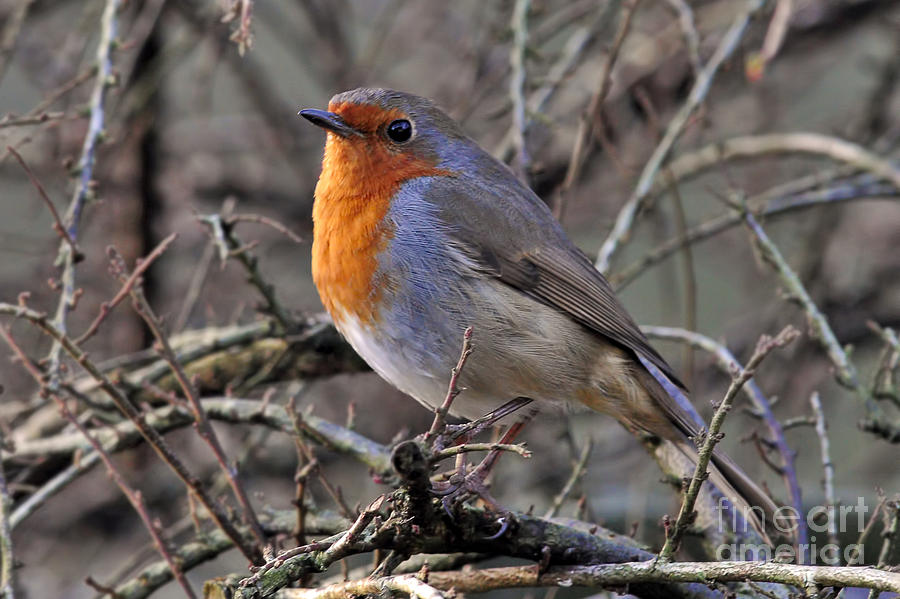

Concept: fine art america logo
[[715, 497, 869, 564]]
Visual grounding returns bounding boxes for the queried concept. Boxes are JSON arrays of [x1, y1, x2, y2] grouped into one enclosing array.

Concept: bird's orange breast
[[311, 103, 451, 326]]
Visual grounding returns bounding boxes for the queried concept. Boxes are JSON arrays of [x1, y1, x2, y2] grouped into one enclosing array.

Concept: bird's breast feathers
[[311, 135, 452, 326]]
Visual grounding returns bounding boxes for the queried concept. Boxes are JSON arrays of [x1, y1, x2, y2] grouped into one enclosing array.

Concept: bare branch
[[642, 325, 807, 554], [508, 0, 532, 182], [0, 435, 15, 599], [277, 561, 900, 597], [743, 212, 900, 441], [0, 303, 259, 563], [6, 147, 82, 260], [425, 327, 474, 442], [554, 0, 640, 221], [659, 326, 799, 559], [809, 391, 839, 549], [45, 0, 123, 390], [595, 0, 764, 273]]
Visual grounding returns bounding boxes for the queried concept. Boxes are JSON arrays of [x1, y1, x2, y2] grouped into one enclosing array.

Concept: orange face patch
[[311, 103, 453, 326]]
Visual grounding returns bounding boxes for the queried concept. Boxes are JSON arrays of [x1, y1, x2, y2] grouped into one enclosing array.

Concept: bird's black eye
[[386, 119, 413, 143]]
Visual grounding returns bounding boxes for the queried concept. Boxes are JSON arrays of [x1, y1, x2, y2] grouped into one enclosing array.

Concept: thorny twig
[[658, 326, 799, 559], [595, 0, 764, 273]]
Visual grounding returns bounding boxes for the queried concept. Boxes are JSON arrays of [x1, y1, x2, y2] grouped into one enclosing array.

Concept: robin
[[300, 88, 776, 538]]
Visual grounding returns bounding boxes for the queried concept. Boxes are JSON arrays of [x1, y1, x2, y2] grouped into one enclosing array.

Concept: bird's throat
[[311, 135, 451, 326]]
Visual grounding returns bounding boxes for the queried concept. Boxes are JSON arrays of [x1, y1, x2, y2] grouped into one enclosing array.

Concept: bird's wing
[[429, 175, 687, 392]]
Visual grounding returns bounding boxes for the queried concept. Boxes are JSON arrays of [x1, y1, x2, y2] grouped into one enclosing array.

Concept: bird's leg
[[469, 418, 529, 480], [433, 409, 535, 511], [440, 397, 533, 448]]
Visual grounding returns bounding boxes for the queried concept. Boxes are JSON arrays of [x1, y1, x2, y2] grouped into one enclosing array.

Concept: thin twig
[[111, 246, 269, 555], [493, 11, 610, 161], [663, 0, 702, 77], [0, 327, 198, 597], [0, 303, 259, 563], [508, 0, 532, 182], [595, 0, 764, 273], [642, 325, 807, 555], [665, 171, 697, 387], [172, 238, 216, 333], [554, 0, 638, 221], [746, 0, 793, 80], [0, 0, 35, 86], [432, 442, 531, 461], [658, 326, 799, 559], [8, 398, 391, 532], [868, 321, 900, 405], [199, 202, 295, 332], [649, 132, 900, 196], [285, 397, 356, 520], [744, 212, 900, 440], [226, 213, 304, 244], [0, 437, 14, 599], [240, 495, 385, 590], [544, 439, 593, 519], [612, 174, 898, 289], [74, 233, 176, 345], [425, 327, 474, 442], [45, 0, 122, 391], [6, 147, 82, 260], [845, 497, 886, 568], [809, 392, 839, 549], [876, 498, 900, 571], [0, 111, 65, 129]]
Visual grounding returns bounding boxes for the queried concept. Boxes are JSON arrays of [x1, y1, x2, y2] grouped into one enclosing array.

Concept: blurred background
[[1, 0, 899, 597]]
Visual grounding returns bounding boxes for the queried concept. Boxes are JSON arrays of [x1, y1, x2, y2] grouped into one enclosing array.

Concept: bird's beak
[[298, 109, 362, 138]]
